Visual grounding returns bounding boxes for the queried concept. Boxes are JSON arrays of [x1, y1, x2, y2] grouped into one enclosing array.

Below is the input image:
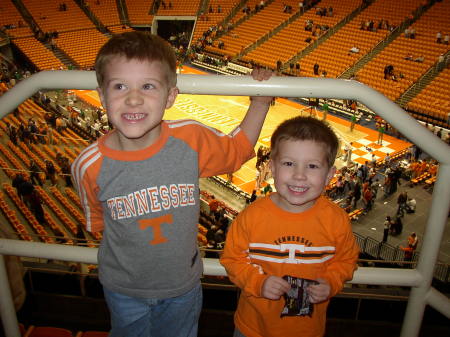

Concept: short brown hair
[[95, 31, 177, 88], [270, 116, 339, 167]]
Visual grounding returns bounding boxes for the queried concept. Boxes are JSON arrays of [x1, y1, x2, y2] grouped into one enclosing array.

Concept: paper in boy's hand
[[281, 275, 319, 317]]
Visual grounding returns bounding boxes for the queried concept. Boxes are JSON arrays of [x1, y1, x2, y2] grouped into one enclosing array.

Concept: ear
[[96, 87, 106, 109], [165, 86, 179, 109], [326, 166, 337, 184]]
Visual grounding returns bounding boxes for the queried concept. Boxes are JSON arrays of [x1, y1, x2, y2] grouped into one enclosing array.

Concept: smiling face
[[97, 56, 178, 151], [270, 139, 336, 213]]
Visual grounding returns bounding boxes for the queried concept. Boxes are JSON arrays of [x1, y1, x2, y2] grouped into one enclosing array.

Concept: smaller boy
[[221, 116, 359, 337]]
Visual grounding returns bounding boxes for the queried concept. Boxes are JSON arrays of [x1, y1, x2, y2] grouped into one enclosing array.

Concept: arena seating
[[206, 0, 295, 57], [244, 0, 359, 69], [75, 331, 109, 337], [408, 68, 450, 126], [23, 326, 73, 337], [22, 0, 95, 33], [84, 0, 121, 27], [155, 0, 202, 16], [125, 0, 154, 25], [356, 0, 450, 102], [12, 37, 65, 71], [192, 0, 238, 42], [56, 29, 108, 68], [0, 191, 33, 241], [300, 0, 421, 78], [0, 0, 33, 38]]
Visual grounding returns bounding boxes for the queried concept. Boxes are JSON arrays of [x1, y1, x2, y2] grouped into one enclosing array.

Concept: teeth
[[124, 113, 145, 121], [289, 186, 307, 192]]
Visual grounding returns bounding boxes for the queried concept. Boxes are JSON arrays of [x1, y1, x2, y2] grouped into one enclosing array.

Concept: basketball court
[[73, 66, 412, 194]]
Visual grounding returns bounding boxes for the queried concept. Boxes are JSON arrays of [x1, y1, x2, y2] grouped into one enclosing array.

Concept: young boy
[[71, 31, 273, 337], [221, 116, 359, 337]]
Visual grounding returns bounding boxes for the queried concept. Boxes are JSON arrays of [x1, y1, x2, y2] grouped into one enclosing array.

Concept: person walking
[[382, 216, 391, 242]]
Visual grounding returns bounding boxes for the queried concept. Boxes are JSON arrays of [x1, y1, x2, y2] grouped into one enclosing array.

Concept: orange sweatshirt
[[221, 196, 359, 337]]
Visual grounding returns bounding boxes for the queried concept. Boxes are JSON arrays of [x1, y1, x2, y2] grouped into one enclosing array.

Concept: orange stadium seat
[[23, 326, 73, 337], [75, 331, 109, 337]]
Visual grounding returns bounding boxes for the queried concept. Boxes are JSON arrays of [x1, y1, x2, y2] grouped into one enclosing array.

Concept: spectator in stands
[[352, 177, 362, 209], [7, 124, 18, 145], [444, 34, 449, 45], [248, 189, 257, 203], [437, 54, 445, 71], [262, 183, 272, 195], [362, 182, 373, 213], [384, 64, 394, 79], [404, 27, 411, 38], [46, 126, 54, 145], [396, 191, 408, 217], [322, 100, 329, 121], [17, 178, 34, 209], [313, 63, 319, 75], [50, 37, 56, 51], [349, 46, 360, 54], [404, 54, 414, 61], [29, 160, 42, 186], [382, 216, 391, 242], [406, 197, 416, 213], [55, 116, 64, 132], [60, 157, 72, 187], [436, 31, 442, 43], [71, 31, 274, 337], [400, 244, 414, 264], [407, 232, 419, 250], [221, 116, 358, 337], [208, 195, 220, 215], [29, 189, 45, 224], [45, 160, 57, 186], [371, 178, 380, 199], [391, 216, 403, 236], [12, 173, 26, 196]]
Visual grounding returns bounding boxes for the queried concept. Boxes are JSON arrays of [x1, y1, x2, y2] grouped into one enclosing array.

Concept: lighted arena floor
[[73, 66, 411, 195]]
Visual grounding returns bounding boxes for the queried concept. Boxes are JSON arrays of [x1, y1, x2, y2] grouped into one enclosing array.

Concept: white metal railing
[[0, 72, 449, 337]]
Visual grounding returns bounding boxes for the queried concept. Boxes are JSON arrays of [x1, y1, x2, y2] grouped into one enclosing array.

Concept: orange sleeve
[[220, 210, 268, 297], [169, 121, 255, 177], [320, 210, 359, 297]]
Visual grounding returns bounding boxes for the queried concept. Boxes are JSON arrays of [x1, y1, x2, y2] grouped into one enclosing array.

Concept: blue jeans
[[233, 328, 246, 337], [103, 283, 202, 337]]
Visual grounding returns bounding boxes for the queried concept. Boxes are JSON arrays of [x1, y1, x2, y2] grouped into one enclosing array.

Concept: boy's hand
[[261, 275, 291, 300], [249, 68, 274, 105], [307, 278, 331, 303]]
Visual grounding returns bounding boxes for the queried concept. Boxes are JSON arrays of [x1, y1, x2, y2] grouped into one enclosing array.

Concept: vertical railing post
[[0, 255, 21, 337], [400, 164, 450, 337]]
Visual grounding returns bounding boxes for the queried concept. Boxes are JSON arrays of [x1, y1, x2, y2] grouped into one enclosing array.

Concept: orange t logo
[[138, 214, 173, 245]]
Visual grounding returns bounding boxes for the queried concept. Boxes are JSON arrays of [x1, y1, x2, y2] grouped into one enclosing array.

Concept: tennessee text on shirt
[[106, 183, 196, 220]]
